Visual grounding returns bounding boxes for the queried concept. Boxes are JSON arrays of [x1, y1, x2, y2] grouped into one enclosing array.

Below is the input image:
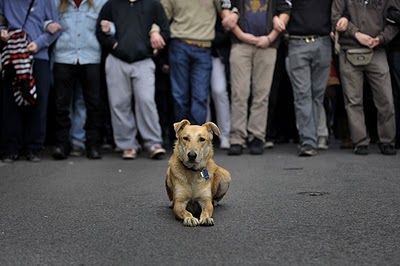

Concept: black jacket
[[96, 0, 170, 63]]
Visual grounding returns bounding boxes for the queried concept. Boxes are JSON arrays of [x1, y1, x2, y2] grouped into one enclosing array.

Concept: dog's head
[[173, 119, 220, 170]]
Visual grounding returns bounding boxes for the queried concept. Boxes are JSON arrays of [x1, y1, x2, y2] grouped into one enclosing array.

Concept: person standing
[[387, 7, 400, 150], [332, 0, 399, 155], [0, 0, 60, 163], [51, 0, 107, 160], [208, 15, 232, 150], [159, 0, 233, 126], [96, 0, 170, 160], [225, 0, 291, 156], [285, 0, 337, 156]]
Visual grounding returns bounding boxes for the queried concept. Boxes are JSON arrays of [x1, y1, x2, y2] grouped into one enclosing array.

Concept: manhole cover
[[297, 191, 330, 196]]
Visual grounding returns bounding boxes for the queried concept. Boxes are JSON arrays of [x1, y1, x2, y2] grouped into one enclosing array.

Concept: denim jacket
[[52, 0, 107, 64]]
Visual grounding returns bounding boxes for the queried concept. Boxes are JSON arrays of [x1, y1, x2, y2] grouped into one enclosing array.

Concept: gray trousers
[[287, 36, 332, 147], [105, 55, 163, 150], [339, 48, 395, 146]]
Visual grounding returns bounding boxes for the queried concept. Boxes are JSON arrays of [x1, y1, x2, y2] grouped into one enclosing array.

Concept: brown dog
[[166, 119, 231, 226]]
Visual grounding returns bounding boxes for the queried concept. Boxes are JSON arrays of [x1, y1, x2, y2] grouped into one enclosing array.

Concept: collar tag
[[201, 169, 209, 180]]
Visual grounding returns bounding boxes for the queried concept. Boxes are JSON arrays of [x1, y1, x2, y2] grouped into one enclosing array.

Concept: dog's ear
[[174, 119, 191, 137], [202, 122, 220, 136]]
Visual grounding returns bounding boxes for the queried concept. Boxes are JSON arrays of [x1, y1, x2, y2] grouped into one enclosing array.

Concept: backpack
[[1, 29, 37, 106]]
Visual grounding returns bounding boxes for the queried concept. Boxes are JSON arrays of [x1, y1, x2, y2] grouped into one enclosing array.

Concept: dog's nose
[[187, 151, 197, 161]]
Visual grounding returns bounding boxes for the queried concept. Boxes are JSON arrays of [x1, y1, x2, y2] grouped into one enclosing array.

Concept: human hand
[[150, 31, 166, 50], [27, 42, 38, 53], [100, 20, 111, 33], [256, 35, 271, 48], [273, 16, 286, 32], [222, 12, 238, 31], [46, 22, 62, 34], [162, 64, 169, 74], [1, 29, 9, 42], [355, 32, 373, 47], [336, 17, 348, 32], [368, 37, 380, 49]]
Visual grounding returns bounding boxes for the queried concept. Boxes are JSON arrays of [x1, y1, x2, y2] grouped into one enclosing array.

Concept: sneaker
[[317, 136, 329, 150], [219, 136, 230, 149], [149, 145, 166, 160], [248, 137, 264, 155], [70, 145, 85, 157], [122, 149, 137, 159], [227, 144, 243, 156], [2, 154, 18, 163], [26, 151, 41, 162], [354, 145, 369, 155], [379, 143, 397, 155], [298, 144, 317, 157], [264, 141, 274, 149]]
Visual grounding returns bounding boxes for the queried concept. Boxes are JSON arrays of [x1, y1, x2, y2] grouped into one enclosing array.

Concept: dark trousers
[[2, 59, 50, 155], [388, 49, 400, 144], [53, 63, 103, 149]]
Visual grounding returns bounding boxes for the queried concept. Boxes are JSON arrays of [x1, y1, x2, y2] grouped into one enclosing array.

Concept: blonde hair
[[59, 0, 95, 13]]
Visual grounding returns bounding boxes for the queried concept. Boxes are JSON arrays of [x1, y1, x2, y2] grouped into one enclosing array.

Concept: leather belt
[[289, 35, 321, 43]]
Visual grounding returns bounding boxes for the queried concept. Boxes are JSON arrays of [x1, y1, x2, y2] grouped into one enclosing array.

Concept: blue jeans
[[168, 39, 212, 125], [70, 83, 86, 148]]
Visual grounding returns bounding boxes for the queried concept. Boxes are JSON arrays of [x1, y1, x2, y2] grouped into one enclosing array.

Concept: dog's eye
[[183, 137, 189, 141], [199, 137, 206, 142]]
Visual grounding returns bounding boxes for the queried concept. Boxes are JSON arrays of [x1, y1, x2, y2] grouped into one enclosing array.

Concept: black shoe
[[298, 144, 317, 157], [248, 137, 264, 155], [53, 146, 68, 160], [26, 151, 41, 162], [227, 144, 243, 156], [379, 143, 397, 155], [354, 145, 369, 155], [87, 148, 102, 159], [2, 154, 19, 163]]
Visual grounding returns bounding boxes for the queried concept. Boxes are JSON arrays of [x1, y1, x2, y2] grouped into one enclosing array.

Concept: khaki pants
[[229, 43, 276, 145], [339, 48, 395, 146]]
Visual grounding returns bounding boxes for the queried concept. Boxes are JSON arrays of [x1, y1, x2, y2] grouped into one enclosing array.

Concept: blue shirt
[[243, 0, 268, 36], [0, 0, 60, 60], [52, 0, 107, 64]]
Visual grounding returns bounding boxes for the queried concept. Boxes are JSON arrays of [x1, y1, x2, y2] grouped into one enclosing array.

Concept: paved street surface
[[1, 142, 399, 265]]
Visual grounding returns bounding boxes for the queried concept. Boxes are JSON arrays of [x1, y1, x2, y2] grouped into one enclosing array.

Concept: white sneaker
[[149, 145, 166, 159], [219, 136, 230, 149], [317, 137, 329, 150], [122, 149, 137, 159], [264, 141, 274, 149]]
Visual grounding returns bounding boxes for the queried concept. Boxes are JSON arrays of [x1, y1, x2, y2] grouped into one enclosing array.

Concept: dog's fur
[[166, 119, 231, 226]]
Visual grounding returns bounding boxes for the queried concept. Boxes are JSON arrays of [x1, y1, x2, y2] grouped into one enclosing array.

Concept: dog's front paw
[[183, 217, 200, 227], [200, 217, 214, 226]]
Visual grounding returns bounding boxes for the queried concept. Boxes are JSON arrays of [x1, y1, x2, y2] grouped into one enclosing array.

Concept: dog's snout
[[187, 151, 197, 161]]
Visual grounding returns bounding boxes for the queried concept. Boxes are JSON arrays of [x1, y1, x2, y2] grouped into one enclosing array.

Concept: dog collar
[[185, 165, 209, 180]]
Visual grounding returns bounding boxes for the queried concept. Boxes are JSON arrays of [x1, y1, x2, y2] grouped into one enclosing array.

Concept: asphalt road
[[1, 142, 399, 265]]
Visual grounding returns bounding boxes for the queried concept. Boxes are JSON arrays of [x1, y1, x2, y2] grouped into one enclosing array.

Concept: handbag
[[345, 48, 374, 66], [1, 0, 37, 106]]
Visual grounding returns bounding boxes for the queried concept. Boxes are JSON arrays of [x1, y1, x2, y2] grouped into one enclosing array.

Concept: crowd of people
[[0, 0, 399, 164]]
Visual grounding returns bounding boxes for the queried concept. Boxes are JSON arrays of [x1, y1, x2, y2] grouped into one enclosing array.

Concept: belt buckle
[[305, 36, 315, 43]]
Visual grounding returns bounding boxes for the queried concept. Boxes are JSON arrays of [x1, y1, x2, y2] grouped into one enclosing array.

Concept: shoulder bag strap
[[22, 0, 36, 30]]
